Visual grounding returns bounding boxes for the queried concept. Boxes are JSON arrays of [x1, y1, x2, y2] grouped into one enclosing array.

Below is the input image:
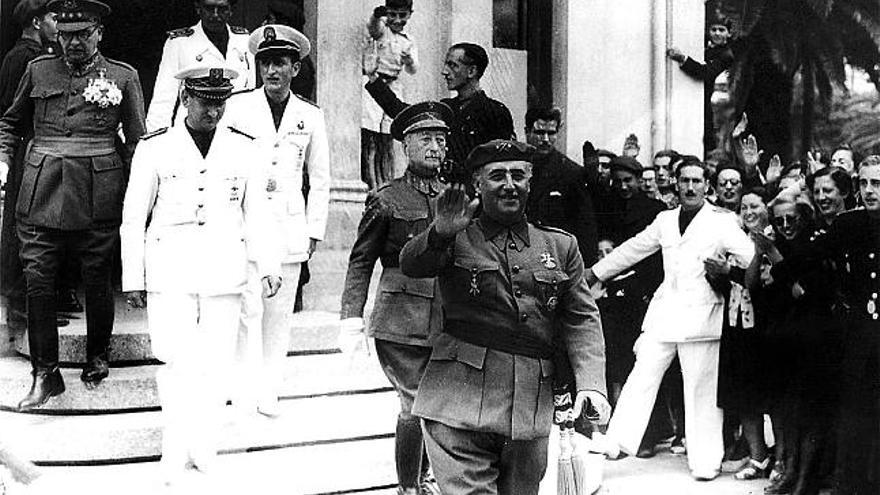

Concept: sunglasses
[[772, 215, 799, 227]]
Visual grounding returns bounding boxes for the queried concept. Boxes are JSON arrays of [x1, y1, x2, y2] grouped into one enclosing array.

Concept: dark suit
[[679, 43, 734, 150], [400, 216, 606, 494]]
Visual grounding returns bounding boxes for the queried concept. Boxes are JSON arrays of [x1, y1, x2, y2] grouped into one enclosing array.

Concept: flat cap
[[610, 156, 643, 174], [390, 101, 453, 141], [465, 139, 535, 173], [48, 0, 110, 32], [175, 66, 239, 101], [13, 0, 50, 26], [249, 24, 311, 60]]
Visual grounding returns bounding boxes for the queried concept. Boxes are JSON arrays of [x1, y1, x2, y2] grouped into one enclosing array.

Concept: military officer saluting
[[146, 0, 252, 131], [399, 140, 610, 495], [0, 0, 145, 410], [121, 65, 281, 485], [339, 101, 453, 495], [222, 24, 330, 417]]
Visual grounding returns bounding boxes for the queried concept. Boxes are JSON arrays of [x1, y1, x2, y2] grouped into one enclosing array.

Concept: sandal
[[735, 458, 771, 480]]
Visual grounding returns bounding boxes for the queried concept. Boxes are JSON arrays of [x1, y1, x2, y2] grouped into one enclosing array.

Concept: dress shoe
[[55, 290, 83, 313], [765, 473, 796, 494], [691, 468, 719, 481], [80, 356, 109, 389], [636, 445, 657, 458], [18, 368, 65, 411], [670, 436, 687, 455]]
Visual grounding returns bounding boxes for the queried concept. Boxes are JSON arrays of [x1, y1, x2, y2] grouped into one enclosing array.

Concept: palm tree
[[715, 0, 880, 161]]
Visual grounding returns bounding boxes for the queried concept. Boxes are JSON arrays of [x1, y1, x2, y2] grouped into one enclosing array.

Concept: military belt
[[32, 136, 116, 157], [444, 319, 554, 359]]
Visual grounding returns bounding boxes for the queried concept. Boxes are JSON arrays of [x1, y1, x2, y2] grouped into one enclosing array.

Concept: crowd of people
[[0, 0, 877, 494]]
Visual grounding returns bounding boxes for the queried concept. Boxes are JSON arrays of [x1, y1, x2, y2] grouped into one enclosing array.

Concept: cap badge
[[264, 26, 276, 42], [209, 68, 223, 84], [540, 252, 557, 270], [496, 141, 513, 152]]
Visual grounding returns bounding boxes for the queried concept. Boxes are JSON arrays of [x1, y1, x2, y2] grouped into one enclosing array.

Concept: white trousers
[[236, 261, 301, 407], [606, 336, 723, 473], [147, 292, 241, 475]]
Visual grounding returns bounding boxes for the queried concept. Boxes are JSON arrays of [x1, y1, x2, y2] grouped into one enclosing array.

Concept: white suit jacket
[[120, 125, 280, 295], [592, 203, 755, 342], [146, 21, 254, 131], [223, 88, 330, 263]]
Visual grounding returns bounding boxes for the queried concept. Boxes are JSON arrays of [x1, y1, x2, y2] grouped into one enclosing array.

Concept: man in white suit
[[121, 65, 282, 485], [586, 156, 754, 480], [223, 24, 330, 416], [146, 0, 253, 131]]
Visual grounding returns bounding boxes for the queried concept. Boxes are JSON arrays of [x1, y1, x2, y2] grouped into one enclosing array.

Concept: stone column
[[554, 0, 704, 160]]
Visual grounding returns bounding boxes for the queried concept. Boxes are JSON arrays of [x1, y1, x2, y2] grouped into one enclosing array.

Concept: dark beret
[[390, 101, 453, 141], [610, 156, 643, 174], [465, 139, 535, 173]]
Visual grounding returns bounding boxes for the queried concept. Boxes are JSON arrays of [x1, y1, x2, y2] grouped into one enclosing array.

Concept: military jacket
[[120, 125, 280, 296], [146, 22, 253, 131], [223, 88, 330, 263], [364, 79, 514, 165], [400, 216, 606, 439], [0, 53, 146, 229], [340, 173, 443, 346], [805, 209, 880, 323]]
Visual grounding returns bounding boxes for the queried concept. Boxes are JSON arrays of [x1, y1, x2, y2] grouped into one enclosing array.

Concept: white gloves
[[338, 317, 369, 356]]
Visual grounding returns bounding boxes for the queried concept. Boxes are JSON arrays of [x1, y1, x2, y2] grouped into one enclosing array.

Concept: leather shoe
[[18, 368, 65, 411], [81, 356, 109, 389], [56, 289, 83, 313]]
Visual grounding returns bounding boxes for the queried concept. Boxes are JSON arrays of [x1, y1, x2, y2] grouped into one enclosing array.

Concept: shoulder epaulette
[[230, 25, 249, 35], [105, 58, 136, 71], [28, 54, 58, 65], [533, 222, 573, 237], [294, 93, 320, 108], [167, 27, 194, 39], [140, 128, 168, 141], [227, 126, 255, 140]]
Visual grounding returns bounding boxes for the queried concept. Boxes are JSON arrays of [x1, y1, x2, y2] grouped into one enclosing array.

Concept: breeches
[[422, 419, 548, 495]]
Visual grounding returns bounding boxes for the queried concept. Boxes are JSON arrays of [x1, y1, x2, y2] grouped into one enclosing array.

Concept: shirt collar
[[478, 214, 530, 251], [404, 169, 443, 197]]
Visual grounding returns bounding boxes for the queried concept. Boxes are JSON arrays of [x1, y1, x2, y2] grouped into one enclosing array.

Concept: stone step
[[14, 300, 346, 364], [0, 350, 390, 412], [2, 388, 398, 464], [35, 437, 396, 495]]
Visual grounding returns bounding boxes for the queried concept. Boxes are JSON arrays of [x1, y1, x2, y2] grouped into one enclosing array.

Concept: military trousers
[[422, 419, 548, 495], [147, 291, 241, 476], [236, 261, 301, 409], [17, 224, 116, 369]]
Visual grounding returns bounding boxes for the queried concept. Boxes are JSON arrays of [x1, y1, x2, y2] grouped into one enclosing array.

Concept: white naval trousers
[[237, 261, 302, 408], [605, 336, 723, 473], [147, 292, 241, 474]]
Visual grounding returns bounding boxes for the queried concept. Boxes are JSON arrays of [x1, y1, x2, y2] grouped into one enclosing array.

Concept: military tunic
[[146, 22, 253, 131], [0, 52, 145, 370]]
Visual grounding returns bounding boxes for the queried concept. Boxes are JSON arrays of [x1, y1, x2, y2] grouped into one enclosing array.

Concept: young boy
[[361, 0, 419, 190]]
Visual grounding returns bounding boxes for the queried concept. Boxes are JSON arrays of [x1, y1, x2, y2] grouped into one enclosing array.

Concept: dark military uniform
[[807, 209, 880, 495], [0, 37, 44, 306], [528, 149, 598, 266], [340, 172, 444, 420], [400, 215, 606, 495], [364, 78, 514, 166], [0, 52, 145, 372]]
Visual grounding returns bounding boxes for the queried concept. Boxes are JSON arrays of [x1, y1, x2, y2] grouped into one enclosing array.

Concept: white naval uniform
[[120, 124, 280, 476], [222, 88, 330, 410], [591, 203, 754, 474], [146, 21, 254, 132]]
